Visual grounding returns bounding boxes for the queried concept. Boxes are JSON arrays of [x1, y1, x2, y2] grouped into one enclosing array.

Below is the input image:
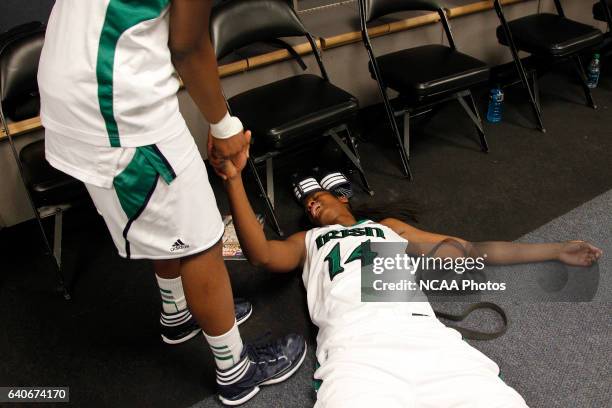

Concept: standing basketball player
[[37, 0, 306, 405], [215, 158, 602, 407]]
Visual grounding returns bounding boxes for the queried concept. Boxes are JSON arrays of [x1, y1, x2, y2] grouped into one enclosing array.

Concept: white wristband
[[210, 112, 244, 139]]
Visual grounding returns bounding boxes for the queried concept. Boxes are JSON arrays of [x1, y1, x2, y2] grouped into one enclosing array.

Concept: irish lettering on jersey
[[315, 226, 386, 249]]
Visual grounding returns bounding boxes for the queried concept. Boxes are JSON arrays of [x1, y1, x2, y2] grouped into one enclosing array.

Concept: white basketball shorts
[[84, 143, 224, 260], [46, 127, 224, 260], [314, 316, 529, 408]]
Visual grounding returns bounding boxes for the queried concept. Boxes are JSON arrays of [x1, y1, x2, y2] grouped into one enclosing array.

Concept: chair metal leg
[[359, 0, 411, 178], [380, 91, 412, 179], [327, 125, 374, 196], [531, 70, 542, 114], [53, 210, 63, 270], [247, 158, 283, 237], [457, 91, 489, 152], [515, 58, 546, 133], [518, 61, 546, 132], [265, 158, 275, 208], [41, 207, 70, 300], [402, 111, 411, 161], [345, 127, 374, 196], [52, 209, 71, 300], [493, 1, 546, 132], [572, 55, 597, 109], [1, 108, 71, 300]]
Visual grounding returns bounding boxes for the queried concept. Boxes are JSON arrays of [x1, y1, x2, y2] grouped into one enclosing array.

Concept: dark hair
[[350, 200, 419, 224], [299, 196, 420, 229]]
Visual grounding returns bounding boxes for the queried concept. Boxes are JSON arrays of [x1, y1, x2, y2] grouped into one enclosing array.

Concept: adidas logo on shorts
[[170, 239, 190, 252]]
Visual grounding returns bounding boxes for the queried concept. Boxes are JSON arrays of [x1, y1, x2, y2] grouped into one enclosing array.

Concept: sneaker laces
[[245, 332, 283, 365]]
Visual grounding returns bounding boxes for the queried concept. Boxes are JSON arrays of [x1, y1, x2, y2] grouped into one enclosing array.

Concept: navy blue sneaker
[[161, 299, 253, 345], [216, 334, 307, 406], [233, 298, 253, 326], [160, 309, 200, 345]]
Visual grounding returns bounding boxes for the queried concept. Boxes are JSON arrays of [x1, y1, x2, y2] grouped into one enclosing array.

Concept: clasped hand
[[208, 130, 252, 181]]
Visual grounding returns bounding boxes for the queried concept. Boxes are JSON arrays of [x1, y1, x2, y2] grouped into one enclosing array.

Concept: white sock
[[204, 320, 244, 371], [155, 275, 187, 314]]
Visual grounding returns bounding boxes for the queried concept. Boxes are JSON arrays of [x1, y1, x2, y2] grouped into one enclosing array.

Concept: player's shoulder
[[379, 218, 403, 228], [378, 218, 408, 235], [288, 230, 308, 242]]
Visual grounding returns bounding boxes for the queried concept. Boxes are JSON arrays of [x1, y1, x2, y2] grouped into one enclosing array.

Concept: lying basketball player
[[212, 151, 602, 407]]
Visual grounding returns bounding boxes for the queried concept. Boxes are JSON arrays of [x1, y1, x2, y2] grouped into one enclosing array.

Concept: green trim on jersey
[[312, 361, 322, 392], [140, 145, 177, 184], [113, 148, 159, 219], [113, 145, 176, 219], [113, 144, 176, 258], [96, 0, 170, 147]]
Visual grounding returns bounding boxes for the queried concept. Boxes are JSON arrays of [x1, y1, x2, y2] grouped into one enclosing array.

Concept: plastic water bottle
[[486, 88, 504, 123], [586, 54, 601, 89]]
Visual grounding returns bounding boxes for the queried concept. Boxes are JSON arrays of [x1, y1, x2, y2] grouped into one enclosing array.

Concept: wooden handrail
[[0, 60, 251, 141], [1, 117, 43, 139], [447, 0, 529, 18], [321, 13, 440, 49], [246, 39, 321, 70], [321, 0, 533, 49], [218, 59, 249, 77], [0, 40, 321, 141], [1, 0, 534, 140]]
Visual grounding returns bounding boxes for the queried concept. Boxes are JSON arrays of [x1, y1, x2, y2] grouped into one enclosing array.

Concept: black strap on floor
[[434, 302, 508, 340], [420, 241, 508, 340]]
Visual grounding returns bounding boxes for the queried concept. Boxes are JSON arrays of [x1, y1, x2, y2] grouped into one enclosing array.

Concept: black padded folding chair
[[493, 0, 604, 132], [0, 23, 87, 300], [211, 0, 372, 236], [593, 0, 612, 27], [594, 0, 612, 58], [358, 0, 490, 180]]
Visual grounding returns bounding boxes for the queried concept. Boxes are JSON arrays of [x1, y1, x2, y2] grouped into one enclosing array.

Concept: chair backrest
[[0, 23, 45, 116], [210, 0, 307, 60], [358, 0, 456, 51], [362, 0, 441, 23], [493, 0, 566, 18], [600, 0, 612, 26], [0, 23, 48, 217]]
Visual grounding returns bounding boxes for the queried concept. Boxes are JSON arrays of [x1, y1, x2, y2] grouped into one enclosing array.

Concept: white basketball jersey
[[38, 0, 187, 148], [302, 220, 434, 364]]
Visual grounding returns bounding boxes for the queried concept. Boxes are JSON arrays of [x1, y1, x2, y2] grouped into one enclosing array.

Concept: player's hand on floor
[[558, 241, 602, 266]]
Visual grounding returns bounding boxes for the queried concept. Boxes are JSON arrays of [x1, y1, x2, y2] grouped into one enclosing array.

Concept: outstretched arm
[[222, 160, 306, 273], [381, 218, 602, 267], [169, 0, 249, 170]]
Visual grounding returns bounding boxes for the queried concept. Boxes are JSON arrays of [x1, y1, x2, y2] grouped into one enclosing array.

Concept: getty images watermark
[[371, 252, 505, 292], [360, 241, 604, 303]]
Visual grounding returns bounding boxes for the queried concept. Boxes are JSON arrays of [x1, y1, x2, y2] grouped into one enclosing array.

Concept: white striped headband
[[320, 171, 353, 199], [293, 177, 325, 202]]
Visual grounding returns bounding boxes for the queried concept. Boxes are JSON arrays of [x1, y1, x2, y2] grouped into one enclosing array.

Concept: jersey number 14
[[324, 240, 377, 280]]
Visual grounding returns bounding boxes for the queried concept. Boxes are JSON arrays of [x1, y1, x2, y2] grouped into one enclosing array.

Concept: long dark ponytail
[[350, 200, 419, 224]]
